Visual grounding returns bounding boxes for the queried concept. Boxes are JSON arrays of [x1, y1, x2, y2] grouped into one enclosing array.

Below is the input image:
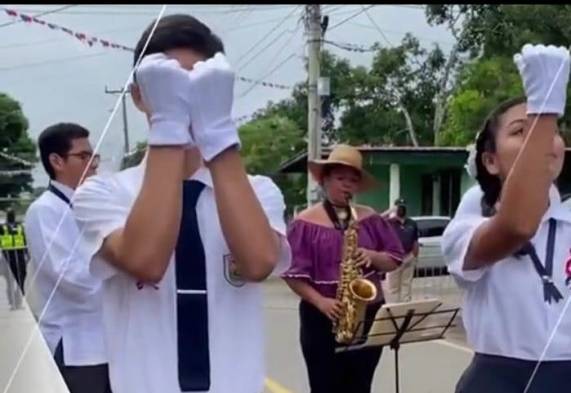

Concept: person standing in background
[[384, 198, 419, 303], [1, 208, 28, 310], [24, 122, 110, 393]]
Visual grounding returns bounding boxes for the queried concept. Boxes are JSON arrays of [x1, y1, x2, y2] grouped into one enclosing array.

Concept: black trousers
[[54, 340, 112, 393], [456, 353, 571, 393], [2, 250, 26, 294], [299, 300, 383, 393]]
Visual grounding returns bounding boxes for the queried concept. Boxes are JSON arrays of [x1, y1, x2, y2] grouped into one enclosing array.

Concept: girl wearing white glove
[[442, 44, 571, 393]]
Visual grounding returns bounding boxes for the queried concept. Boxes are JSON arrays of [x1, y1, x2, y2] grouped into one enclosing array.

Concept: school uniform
[[24, 180, 111, 393], [72, 158, 291, 393], [442, 185, 571, 393]]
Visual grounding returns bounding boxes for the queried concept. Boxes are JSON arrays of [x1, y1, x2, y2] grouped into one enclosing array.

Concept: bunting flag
[[323, 39, 377, 53], [2, 7, 133, 52], [0, 151, 35, 167], [237, 76, 293, 90], [3, 7, 295, 91]]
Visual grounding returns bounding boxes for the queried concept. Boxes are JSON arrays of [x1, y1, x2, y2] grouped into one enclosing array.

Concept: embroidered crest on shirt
[[223, 254, 246, 287], [565, 249, 571, 287]]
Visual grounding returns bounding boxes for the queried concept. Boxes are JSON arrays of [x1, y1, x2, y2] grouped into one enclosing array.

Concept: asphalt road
[[0, 273, 472, 393]]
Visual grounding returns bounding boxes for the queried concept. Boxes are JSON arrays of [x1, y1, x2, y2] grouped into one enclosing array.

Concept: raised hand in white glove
[[135, 53, 193, 146], [513, 44, 570, 117], [186, 53, 240, 162]]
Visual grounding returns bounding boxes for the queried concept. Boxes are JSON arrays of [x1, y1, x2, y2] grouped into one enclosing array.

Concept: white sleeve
[[454, 185, 485, 217], [73, 175, 131, 281], [442, 213, 490, 284], [24, 204, 100, 298], [250, 175, 291, 277]]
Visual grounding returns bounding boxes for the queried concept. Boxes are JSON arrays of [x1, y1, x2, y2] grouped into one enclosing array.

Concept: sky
[[0, 4, 455, 186]]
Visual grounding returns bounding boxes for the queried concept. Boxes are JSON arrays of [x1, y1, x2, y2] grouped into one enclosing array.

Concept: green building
[[278, 146, 571, 217]]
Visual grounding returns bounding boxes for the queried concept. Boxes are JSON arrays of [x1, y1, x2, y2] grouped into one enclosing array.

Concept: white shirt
[[24, 180, 107, 366], [442, 184, 571, 361], [73, 162, 291, 393]]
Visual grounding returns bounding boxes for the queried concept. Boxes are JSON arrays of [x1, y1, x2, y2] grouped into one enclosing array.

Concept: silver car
[[411, 216, 451, 277]]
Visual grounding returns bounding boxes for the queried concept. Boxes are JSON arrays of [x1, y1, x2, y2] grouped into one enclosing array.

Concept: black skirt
[[299, 300, 383, 393], [456, 353, 571, 393]]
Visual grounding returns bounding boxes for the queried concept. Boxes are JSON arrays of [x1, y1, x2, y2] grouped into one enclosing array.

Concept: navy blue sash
[[48, 183, 72, 207], [521, 218, 563, 304], [175, 180, 210, 391]]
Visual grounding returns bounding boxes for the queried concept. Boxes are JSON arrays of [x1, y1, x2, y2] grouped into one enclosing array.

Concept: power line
[[0, 23, 145, 50], [361, 6, 393, 47], [328, 4, 376, 31], [0, 52, 113, 72], [9, 5, 298, 16], [0, 5, 77, 28], [234, 5, 301, 70], [238, 51, 299, 99]]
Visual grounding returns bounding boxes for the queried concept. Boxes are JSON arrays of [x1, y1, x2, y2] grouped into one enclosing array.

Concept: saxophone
[[332, 201, 378, 345]]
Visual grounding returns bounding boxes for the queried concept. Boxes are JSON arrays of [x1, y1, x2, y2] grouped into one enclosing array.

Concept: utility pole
[[305, 4, 322, 207], [104, 86, 130, 154]]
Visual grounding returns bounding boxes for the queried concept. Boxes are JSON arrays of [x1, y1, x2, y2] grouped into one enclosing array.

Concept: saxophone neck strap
[[323, 199, 350, 230]]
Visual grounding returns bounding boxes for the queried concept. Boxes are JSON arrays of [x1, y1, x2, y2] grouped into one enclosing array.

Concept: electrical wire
[[234, 5, 301, 69], [328, 4, 376, 31]]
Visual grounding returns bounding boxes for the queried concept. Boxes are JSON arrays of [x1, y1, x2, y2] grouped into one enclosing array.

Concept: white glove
[[186, 53, 240, 161], [135, 53, 193, 146], [513, 44, 570, 117]]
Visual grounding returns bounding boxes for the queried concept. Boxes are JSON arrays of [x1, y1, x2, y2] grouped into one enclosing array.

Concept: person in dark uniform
[[1, 208, 28, 310], [385, 199, 419, 303]]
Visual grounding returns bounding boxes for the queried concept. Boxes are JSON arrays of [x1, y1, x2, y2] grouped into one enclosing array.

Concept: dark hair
[[133, 14, 224, 67], [6, 209, 15, 224], [38, 123, 90, 180], [475, 96, 527, 217]]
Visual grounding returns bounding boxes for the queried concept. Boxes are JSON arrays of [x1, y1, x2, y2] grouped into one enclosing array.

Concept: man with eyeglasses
[[24, 123, 110, 393]]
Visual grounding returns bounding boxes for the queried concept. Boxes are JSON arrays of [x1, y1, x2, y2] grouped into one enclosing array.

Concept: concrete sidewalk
[[0, 275, 69, 393]]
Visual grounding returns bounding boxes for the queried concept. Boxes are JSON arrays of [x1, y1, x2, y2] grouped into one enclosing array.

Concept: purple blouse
[[282, 214, 405, 299]]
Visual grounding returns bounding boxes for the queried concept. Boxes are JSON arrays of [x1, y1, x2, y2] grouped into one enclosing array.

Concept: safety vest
[[0, 224, 26, 250]]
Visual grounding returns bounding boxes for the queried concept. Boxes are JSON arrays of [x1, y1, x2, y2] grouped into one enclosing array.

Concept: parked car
[[411, 216, 451, 277]]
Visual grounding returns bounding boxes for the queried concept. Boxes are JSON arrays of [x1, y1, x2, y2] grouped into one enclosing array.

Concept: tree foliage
[[0, 92, 36, 209]]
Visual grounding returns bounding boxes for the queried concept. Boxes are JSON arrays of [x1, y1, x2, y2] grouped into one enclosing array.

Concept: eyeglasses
[[64, 151, 100, 166]]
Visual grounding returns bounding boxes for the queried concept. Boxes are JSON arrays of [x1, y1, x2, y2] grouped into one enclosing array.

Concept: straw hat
[[308, 144, 378, 192]]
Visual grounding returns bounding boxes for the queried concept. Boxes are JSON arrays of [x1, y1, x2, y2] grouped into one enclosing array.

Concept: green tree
[[0, 93, 36, 209], [120, 141, 147, 170], [426, 5, 571, 59], [427, 5, 571, 145], [239, 115, 306, 215], [439, 56, 523, 146]]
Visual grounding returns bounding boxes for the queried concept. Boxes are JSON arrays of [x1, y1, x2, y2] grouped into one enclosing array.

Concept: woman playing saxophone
[[281, 144, 404, 393]]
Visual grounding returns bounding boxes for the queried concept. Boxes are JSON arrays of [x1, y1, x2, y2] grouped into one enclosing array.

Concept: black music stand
[[336, 299, 460, 393]]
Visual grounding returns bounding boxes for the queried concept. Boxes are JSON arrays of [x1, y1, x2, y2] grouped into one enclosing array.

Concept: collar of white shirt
[[50, 180, 75, 201], [545, 185, 571, 224], [139, 149, 213, 188]]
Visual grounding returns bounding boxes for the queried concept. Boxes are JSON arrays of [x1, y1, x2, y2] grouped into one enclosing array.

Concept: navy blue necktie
[[175, 180, 210, 391]]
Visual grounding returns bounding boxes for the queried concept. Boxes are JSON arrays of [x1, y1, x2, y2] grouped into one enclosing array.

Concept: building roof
[[277, 145, 471, 174]]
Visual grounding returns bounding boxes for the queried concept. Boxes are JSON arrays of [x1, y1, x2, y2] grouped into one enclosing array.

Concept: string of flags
[[323, 39, 378, 53], [236, 76, 293, 90], [3, 7, 294, 91], [2, 7, 133, 51], [0, 169, 33, 177], [0, 151, 35, 167]]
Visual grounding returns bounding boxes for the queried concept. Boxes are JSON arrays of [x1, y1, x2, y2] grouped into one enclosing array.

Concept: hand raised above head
[[513, 44, 570, 118]]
